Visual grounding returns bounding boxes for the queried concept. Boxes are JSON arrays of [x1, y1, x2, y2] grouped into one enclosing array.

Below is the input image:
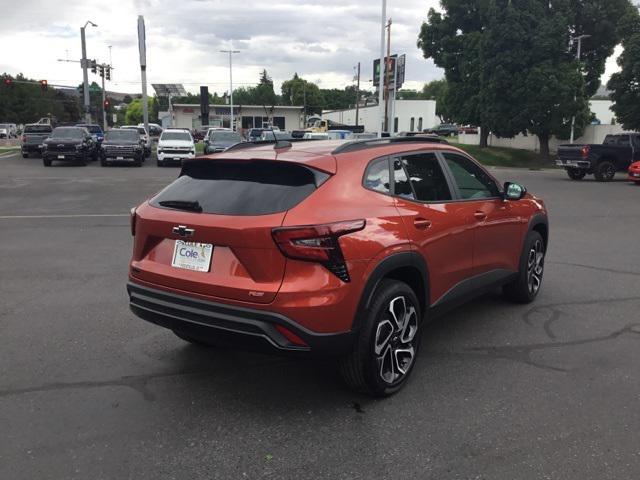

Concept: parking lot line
[[0, 214, 129, 219]]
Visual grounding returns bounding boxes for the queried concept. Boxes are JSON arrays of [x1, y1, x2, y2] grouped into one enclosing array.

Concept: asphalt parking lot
[[1, 151, 639, 480]]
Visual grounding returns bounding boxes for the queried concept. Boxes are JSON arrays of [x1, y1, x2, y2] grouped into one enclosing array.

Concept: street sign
[[373, 54, 406, 90]]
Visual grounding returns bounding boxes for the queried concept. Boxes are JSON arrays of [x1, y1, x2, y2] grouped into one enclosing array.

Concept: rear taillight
[[21, 135, 26, 143], [580, 146, 590, 158], [274, 324, 308, 347], [272, 219, 365, 282], [130, 207, 137, 236]]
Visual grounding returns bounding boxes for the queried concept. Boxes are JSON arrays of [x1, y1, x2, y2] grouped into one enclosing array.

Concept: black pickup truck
[[21, 124, 53, 158], [42, 126, 98, 166], [557, 133, 640, 182]]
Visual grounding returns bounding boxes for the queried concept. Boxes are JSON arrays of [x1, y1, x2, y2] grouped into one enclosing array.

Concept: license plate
[[171, 241, 213, 272], [116, 156, 124, 160], [57, 155, 65, 159]]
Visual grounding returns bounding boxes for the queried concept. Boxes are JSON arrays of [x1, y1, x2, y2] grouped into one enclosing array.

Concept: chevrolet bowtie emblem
[[172, 225, 195, 237]]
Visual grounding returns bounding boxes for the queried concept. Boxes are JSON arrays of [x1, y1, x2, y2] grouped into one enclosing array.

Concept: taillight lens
[[21, 135, 26, 143], [130, 207, 137, 236], [580, 146, 590, 158], [272, 219, 365, 282]]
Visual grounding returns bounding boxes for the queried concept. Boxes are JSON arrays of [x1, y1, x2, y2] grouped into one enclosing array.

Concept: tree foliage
[[607, 4, 640, 131]]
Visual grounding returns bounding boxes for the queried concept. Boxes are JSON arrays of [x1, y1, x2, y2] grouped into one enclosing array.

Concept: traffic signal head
[[98, 64, 104, 77], [90, 60, 97, 74], [40, 80, 48, 91], [105, 67, 111, 81], [3, 77, 12, 87], [103, 99, 110, 109]]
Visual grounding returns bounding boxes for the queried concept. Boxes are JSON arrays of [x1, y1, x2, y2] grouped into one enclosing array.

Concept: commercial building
[[322, 100, 439, 133], [166, 104, 305, 131]]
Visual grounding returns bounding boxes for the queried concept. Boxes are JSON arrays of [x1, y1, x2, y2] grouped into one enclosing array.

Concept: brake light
[[22, 135, 26, 143], [130, 207, 137, 236], [580, 146, 590, 158], [272, 220, 365, 282]]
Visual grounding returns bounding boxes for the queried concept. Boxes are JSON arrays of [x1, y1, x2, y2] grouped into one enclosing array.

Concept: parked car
[[327, 130, 353, 140], [204, 130, 243, 153], [246, 128, 265, 141], [302, 132, 329, 140], [75, 124, 104, 144], [21, 124, 53, 158], [42, 126, 98, 166], [628, 161, 640, 184], [127, 137, 549, 396], [192, 128, 209, 143], [427, 124, 459, 137], [121, 125, 151, 157], [100, 129, 145, 167], [557, 133, 640, 182], [0, 123, 17, 138], [458, 126, 479, 135], [259, 130, 293, 141], [138, 123, 163, 137], [156, 128, 196, 166]]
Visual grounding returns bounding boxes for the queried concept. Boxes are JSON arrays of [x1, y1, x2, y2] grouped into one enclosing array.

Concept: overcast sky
[[0, 0, 622, 97]]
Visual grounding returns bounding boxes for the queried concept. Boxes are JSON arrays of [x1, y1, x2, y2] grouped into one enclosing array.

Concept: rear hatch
[[130, 158, 330, 304]]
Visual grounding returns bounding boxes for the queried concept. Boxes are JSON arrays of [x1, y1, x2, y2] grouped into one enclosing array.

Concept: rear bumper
[[43, 151, 83, 160], [556, 159, 591, 169], [22, 144, 43, 153], [127, 281, 354, 356], [629, 171, 640, 182]]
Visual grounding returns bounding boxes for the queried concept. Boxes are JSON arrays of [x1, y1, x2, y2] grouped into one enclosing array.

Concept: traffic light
[[39, 80, 48, 91], [105, 67, 111, 81], [90, 60, 97, 74], [3, 77, 12, 87], [103, 99, 110, 110], [98, 64, 104, 78]]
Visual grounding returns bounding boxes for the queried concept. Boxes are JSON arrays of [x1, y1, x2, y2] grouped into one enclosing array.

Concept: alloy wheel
[[374, 296, 419, 385], [527, 239, 545, 295]]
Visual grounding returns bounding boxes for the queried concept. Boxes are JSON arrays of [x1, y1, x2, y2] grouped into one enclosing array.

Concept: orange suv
[[127, 137, 548, 396]]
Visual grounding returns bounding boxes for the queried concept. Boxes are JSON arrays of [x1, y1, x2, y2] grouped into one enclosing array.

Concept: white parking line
[[0, 214, 129, 219]]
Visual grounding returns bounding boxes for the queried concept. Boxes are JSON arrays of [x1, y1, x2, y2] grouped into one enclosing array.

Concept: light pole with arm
[[378, 0, 387, 137], [221, 50, 240, 131], [80, 21, 97, 124]]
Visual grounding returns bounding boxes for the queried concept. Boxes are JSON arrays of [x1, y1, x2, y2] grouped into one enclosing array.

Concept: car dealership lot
[[1, 152, 639, 480]]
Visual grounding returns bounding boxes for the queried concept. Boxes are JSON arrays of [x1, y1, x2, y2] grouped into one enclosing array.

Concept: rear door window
[[151, 161, 328, 216], [400, 152, 452, 202]]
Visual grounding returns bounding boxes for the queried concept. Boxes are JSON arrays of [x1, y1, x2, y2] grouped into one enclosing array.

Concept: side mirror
[[504, 182, 527, 201]]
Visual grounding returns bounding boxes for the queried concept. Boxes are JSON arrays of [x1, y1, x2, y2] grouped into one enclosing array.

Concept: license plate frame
[[57, 155, 65, 159], [171, 240, 213, 272]]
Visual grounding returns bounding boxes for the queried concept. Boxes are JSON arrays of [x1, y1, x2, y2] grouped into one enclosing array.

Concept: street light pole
[[570, 34, 591, 144], [221, 50, 240, 131], [80, 21, 97, 124], [378, 0, 387, 138]]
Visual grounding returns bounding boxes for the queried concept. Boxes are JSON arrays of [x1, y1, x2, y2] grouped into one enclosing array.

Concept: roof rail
[[331, 135, 448, 155]]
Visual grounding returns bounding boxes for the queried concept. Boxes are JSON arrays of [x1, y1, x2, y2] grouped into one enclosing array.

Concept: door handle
[[474, 211, 487, 221], [413, 218, 432, 230]]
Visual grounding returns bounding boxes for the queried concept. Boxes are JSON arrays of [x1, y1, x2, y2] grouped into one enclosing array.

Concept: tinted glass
[[364, 158, 390, 194], [393, 159, 415, 200], [161, 131, 192, 141], [105, 130, 138, 141], [603, 135, 617, 145], [211, 132, 242, 142], [401, 153, 451, 202], [634, 136, 640, 149], [51, 128, 84, 139], [151, 161, 327, 216], [443, 153, 500, 199], [618, 135, 630, 146], [78, 125, 102, 134], [24, 125, 52, 133]]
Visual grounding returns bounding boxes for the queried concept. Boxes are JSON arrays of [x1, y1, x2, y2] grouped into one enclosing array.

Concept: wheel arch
[[528, 214, 549, 250], [353, 252, 429, 333]]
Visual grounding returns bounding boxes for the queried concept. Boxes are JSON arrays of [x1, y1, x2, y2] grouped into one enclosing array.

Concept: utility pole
[[570, 34, 591, 144], [384, 19, 392, 133], [138, 16, 149, 136], [355, 62, 361, 127], [80, 21, 97, 124], [221, 49, 240, 131], [378, 0, 387, 138], [100, 66, 106, 130]]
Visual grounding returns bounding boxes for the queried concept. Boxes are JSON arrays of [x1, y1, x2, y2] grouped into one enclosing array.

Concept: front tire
[[567, 169, 586, 181], [22, 152, 28, 158], [503, 231, 545, 303], [339, 280, 422, 397], [594, 161, 615, 182]]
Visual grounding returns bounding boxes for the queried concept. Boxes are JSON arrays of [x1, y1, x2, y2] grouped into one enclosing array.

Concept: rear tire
[[156, 158, 162, 167], [594, 161, 615, 182], [503, 231, 545, 304], [100, 157, 108, 167], [339, 279, 422, 397], [134, 157, 142, 167], [567, 169, 586, 181]]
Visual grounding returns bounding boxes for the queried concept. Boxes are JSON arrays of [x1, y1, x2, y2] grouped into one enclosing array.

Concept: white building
[[168, 104, 305, 131], [589, 100, 616, 125], [323, 100, 439, 133]]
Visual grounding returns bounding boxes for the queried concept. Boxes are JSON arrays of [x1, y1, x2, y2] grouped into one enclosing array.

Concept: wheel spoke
[[400, 306, 418, 343], [394, 347, 415, 375], [378, 345, 396, 384], [374, 320, 394, 355], [388, 296, 407, 331]]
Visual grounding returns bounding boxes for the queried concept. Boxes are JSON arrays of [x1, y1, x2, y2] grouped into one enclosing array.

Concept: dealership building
[[166, 104, 306, 131], [323, 99, 439, 133]]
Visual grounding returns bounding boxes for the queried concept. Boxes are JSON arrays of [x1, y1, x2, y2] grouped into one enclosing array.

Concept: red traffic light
[[103, 99, 110, 109], [39, 79, 48, 91], [3, 77, 12, 87]]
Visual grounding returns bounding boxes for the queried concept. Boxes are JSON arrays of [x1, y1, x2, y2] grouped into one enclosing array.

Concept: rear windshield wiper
[[158, 200, 203, 213]]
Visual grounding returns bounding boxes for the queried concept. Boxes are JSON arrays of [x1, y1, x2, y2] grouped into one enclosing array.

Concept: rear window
[[105, 130, 138, 141], [151, 161, 328, 216], [24, 125, 52, 134], [161, 131, 192, 141]]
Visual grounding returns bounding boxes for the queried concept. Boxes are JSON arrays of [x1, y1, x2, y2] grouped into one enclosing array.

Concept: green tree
[[421, 80, 450, 122], [125, 98, 143, 124], [281, 73, 324, 114], [608, 4, 640, 131]]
